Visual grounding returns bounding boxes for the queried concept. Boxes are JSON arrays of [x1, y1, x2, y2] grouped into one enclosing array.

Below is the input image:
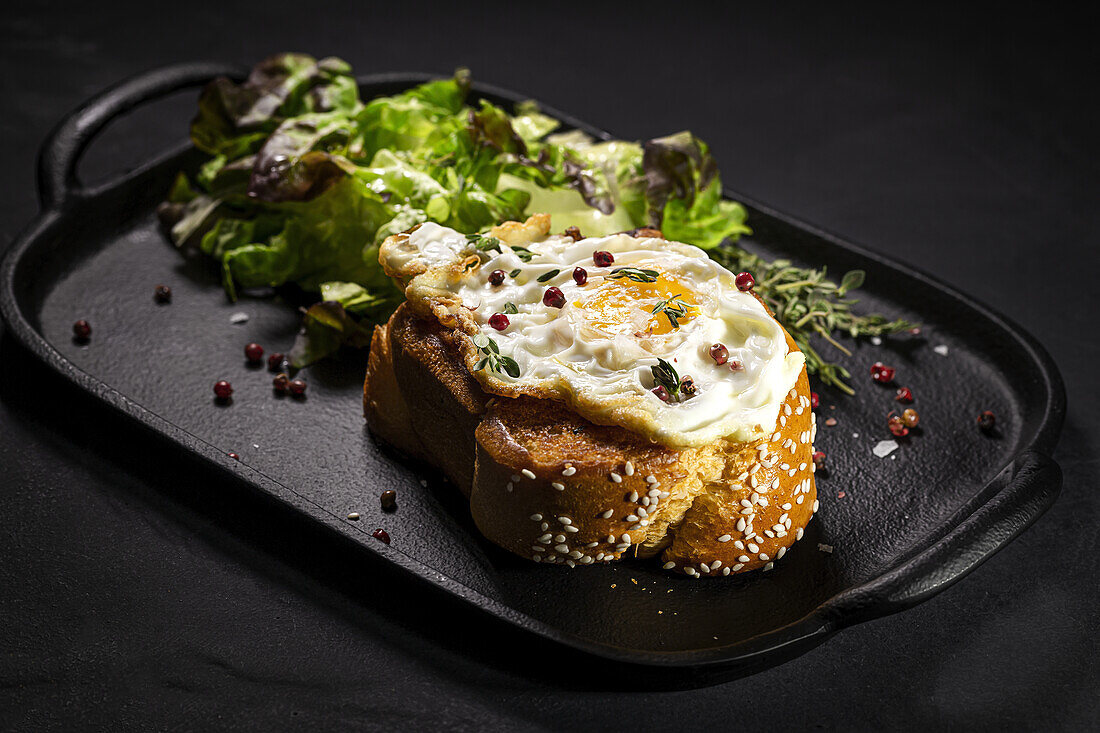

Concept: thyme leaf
[[536, 269, 561, 283], [608, 267, 660, 283], [651, 358, 681, 397], [650, 293, 691, 329], [473, 334, 520, 378]]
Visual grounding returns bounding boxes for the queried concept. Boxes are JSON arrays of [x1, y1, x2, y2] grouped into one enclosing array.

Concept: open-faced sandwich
[[364, 213, 818, 577]]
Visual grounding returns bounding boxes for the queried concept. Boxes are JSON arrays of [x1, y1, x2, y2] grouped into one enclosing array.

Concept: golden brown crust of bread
[[364, 303, 818, 576]]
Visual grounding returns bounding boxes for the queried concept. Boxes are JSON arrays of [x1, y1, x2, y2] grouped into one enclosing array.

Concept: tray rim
[[0, 65, 1066, 668]]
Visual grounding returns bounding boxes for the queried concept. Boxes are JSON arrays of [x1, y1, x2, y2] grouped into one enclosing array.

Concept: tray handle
[[842, 449, 1061, 618], [37, 61, 245, 209]]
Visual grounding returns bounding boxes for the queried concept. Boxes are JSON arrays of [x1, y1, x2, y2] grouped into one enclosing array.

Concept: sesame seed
[[610, 472, 622, 483], [581, 556, 594, 564], [771, 478, 780, 490], [741, 499, 752, 508], [686, 567, 697, 576], [347, 512, 360, 520], [736, 517, 746, 532], [749, 474, 759, 489], [764, 562, 774, 571], [741, 507, 754, 515], [621, 533, 632, 543], [777, 546, 786, 559], [738, 555, 750, 563], [639, 519, 650, 527], [699, 563, 710, 573], [510, 474, 521, 483], [748, 542, 760, 553], [555, 544, 569, 552], [626, 514, 638, 522], [710, 560, 722, 570], [600, 509, 613, 519], [641, 496, 650, 506], [551, 482, 565, 491], [780, 416, 787, 427], [771, 431, 781, 442], [530, 513, 542, 521], [662, 561, 676, 570], [532, 555, 542, 562], [813, 499, 820, 513], [645, 475, 657, 484], [647, 488, 660, 497], [799, 463, 807, 472], [784, 404, 792, 416], [538, 533, 552, 542], [506, 482, 514, 492], [796, 528, 804, 540], [531, 545, 545, 552], [562, 466, 576, 476], [765, 530, 775, 538], [597, 553, 605, 561], [607, 534, 616, 543], [628, 491, 639, 502], [718, 534, 732, 542], [521, 469, 536, 480], [558, 516, 572, 525], [659, 491, 670, 499], [788, 469, 797, 477], [555, 534, 566, 543], [569, 550, 583, 559], [564, 525, 579, 533], [586, 541, 599, 548], [541, 522, 548, 531], [624, 462, 635, 476], [779, 513, 789, 523], [637, 507, 648, 518], [796, 495, 804, 504], [782, 503, 792, 510], [734, 540, 745, 549], [732, 563, 744, 571], [566, 560, 576, 568]]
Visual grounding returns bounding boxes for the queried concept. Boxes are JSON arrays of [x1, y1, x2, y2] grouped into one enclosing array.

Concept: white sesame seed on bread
[[364, 302, 817, 576]]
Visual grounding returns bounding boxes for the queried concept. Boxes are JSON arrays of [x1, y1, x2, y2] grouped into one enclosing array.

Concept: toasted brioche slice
[[365, 303, 817, 575]]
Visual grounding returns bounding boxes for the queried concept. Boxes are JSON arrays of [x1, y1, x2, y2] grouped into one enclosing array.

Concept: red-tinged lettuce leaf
[[191, 54, 360, 159], [289, 300, 375, 368], [248, 113, 357, 202], [468, 100, 528, 155], [640, 131, 718, 224]]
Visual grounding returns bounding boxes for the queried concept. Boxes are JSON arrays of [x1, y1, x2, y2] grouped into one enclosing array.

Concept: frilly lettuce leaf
[[165, 55, 753, 366]]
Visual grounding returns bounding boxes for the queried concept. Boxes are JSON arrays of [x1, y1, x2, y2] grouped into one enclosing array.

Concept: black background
[[2, 2, 1098, 730]]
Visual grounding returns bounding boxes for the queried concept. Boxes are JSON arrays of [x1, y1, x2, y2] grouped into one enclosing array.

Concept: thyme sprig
[[465, 233, 500, 252], [472, 334, 520, 378], [609, 267, 660, 283], [650, 294, 691, 329], [651, 358, 682, 398], [711, 246, 916, 394]]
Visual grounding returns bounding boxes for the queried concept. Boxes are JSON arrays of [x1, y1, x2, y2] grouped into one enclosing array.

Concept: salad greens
[[160, 53, 911, 391]]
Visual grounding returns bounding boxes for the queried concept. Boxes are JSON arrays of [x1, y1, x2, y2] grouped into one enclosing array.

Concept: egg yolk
[[576, 271, 698, 337]]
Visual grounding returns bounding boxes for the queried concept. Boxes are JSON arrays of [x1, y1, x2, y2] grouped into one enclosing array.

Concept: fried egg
[[380, 214, 804, 448]]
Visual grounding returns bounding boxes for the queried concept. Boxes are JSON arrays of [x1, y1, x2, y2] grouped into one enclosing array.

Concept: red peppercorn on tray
[[0, 64, 1065, 669]]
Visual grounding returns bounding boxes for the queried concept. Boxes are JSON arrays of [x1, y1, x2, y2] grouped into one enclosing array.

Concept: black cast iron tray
[[0, 62, 1065, 670]]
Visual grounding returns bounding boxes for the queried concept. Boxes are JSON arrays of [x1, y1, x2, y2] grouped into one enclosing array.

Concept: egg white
[[381, 220, 804, 448]]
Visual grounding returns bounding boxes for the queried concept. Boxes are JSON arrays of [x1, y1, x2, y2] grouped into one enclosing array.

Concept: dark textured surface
[[1, 2, 1098, 729]]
